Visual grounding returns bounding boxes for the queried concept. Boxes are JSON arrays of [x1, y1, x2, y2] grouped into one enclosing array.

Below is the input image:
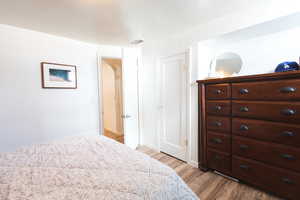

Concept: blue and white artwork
[[49, 69, 71, 82], [41, 62, 77, 89]]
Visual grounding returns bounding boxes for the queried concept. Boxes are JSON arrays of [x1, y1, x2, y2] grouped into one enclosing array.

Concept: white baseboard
[[143, 144, 160, 152], [188, 160, 199, 168]]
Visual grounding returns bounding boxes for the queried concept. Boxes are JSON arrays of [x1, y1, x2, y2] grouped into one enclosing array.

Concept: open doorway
[[98, 48, 141, 149], [101, 58, 124, 144]]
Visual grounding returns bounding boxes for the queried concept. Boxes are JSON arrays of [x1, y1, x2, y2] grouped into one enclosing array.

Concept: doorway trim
[[97, 53, 123, 137], [156, 49, 191, 162]]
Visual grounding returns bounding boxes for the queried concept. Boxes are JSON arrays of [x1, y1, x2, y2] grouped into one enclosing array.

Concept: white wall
[[138, 42, 160, 150], [0, 24, 122, 152], [199, 26, 300, 77], [140, 6, 300, 167]]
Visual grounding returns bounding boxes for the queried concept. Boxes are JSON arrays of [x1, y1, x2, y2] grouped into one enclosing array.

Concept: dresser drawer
[[207, 131, 231, 153], [232, 79, 300, 100], [232, 118, 300, 147], [233, 156, 300, 200], [233, 136, 300, 172], [232, 101, 300, 123], [207, 149, 231, 174], [207, 116, 231, 133], [206, 100, 231, 116], [206, 84, 231, 99]]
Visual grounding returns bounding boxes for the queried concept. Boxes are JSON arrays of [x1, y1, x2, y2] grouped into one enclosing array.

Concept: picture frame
[[41, 62, 77, 89]]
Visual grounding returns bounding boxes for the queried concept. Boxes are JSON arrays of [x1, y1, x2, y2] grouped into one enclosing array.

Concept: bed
[[0, 136, 198, 200]]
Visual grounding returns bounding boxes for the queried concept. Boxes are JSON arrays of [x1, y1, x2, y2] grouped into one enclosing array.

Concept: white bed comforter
[[0, 136, 198, 200]]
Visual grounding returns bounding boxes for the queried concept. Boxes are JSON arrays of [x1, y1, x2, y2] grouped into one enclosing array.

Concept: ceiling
[[0, 0, 274, 45]]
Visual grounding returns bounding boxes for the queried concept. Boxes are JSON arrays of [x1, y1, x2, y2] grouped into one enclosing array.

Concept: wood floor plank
[[199, 176, 227, 200], [137, 146, 282, 200], [174, 162, 190, 173], [152, 153, 165, 160], [176, 164, 193, 176], [191, 173, 220, 196], [213, 180, 239, 200], [168, 159, 183, 169]]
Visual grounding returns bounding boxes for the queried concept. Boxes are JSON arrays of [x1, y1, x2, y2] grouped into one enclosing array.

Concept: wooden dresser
[[197, 71, 300, 200]]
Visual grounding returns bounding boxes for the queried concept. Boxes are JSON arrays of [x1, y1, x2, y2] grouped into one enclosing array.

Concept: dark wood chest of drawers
[[197, 71, 300, 200]]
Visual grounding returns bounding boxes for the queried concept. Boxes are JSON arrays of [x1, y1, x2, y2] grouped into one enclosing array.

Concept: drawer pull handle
[[281, 154, 295, 160], [240, 144, 249, 150], [215, 89, 222, 94], [215, 106, 222, 111], [214, 155, 222, 160], [240, 107, 249, 112], [211, 138, 223, 144], [240, 88, 249, 95], [280, 87, 296, 93], [214, 121, 222, 127], [281, 109, 296, 116], [281, 131, 295, 137], [240, 165, 250, 170], [240, 125, 249, 131], [282, 178, 294, 185]]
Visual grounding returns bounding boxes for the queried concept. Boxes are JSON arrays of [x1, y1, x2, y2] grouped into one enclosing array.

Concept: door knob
[[157, 105, 164, 109], [121, 115, 131, 119]]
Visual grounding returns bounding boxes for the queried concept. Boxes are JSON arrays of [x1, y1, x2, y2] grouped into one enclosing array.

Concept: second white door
[[159, 52, 188, 161], [122, 47, 140, 149]]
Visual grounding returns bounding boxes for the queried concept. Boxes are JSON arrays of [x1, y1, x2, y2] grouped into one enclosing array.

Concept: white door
[[159, 53, 188, 161], [122, 47, 140, 149]]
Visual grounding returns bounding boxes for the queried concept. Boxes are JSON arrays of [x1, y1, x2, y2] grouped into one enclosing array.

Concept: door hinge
[[185, 139, 188, 146]]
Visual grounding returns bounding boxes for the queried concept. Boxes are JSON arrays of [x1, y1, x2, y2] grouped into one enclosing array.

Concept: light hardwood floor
[[104, 129, 124, 143], [137, 146, 282, 200]]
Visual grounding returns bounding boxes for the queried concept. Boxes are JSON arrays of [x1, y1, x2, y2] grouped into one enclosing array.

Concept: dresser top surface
[[197, 70, 300, 84]]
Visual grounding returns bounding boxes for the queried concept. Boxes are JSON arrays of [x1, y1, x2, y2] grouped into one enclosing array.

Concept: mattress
[[0, 136, 198, 200]]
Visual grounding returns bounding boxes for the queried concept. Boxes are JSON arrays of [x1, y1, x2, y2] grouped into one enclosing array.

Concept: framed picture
[[41, 62, 77, 89]]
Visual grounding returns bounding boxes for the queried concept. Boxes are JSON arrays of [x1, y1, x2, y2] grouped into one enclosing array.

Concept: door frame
[[156, 49, 191, 162], [97, 50, 141, 147], [97, 54, 123, 138]]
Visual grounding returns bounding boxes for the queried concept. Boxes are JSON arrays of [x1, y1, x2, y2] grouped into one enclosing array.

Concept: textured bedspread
[[0, 136, 198, 200]]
